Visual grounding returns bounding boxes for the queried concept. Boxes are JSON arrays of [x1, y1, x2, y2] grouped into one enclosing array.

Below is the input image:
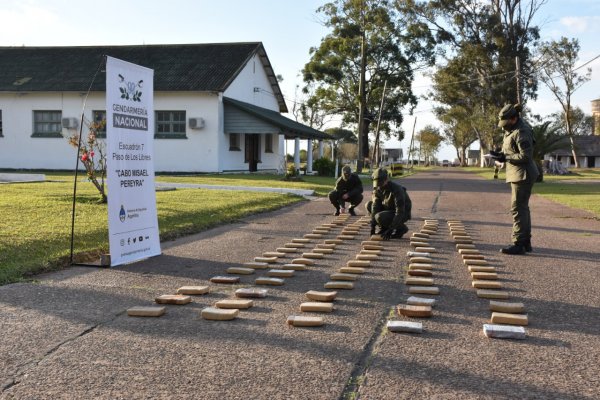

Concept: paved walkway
[[0, 173, 45, 183], [0, 173, 315, 197], [154, 181, 315, 197], [1, 169, 598, 399]]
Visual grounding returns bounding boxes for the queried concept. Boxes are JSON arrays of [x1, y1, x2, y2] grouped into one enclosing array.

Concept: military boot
[[392, 225, 409, 239], [524, 240, 532, 252], [500, 244, 526, 255], [348, 207, 357, 216]]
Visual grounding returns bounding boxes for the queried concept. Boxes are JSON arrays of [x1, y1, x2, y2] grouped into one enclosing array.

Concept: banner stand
[[69, 56, 109, 268], [69, 56, 161, 268]]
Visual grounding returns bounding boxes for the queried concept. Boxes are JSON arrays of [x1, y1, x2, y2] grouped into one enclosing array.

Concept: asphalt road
[[1, 169, 599, 399]]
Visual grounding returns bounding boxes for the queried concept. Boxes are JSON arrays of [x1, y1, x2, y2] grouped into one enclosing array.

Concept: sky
[[1, 0, 598, 161]]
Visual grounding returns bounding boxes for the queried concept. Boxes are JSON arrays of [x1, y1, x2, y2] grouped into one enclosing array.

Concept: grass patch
[[462, 167, 600, 218], [156, 174, 336, 196], [0, 176, 303, 285], [532, 182, 600, 218]]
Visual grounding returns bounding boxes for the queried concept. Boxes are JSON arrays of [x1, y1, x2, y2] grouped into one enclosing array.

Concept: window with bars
[[155, 110, 186, 138], [265, 133, 274, 153], [93, 110, 107, 138], [229, 133, 241, 151], [32, 110, 62, 137]]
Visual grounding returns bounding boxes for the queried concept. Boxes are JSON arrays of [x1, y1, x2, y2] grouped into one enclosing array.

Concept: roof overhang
[[223, 97, 330, 140]]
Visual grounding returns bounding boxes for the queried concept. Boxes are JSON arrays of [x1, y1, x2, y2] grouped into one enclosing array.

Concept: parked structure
[[546, 135, 600, 168], [0, 43, 327, 173]]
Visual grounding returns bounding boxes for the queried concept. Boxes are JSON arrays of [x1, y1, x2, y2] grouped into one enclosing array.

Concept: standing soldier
[[366, 168, 412, 240], [489, 103, 538, 255], [328, 165, 363, 216]]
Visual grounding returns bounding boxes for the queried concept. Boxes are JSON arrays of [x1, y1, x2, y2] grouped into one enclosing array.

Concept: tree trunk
[[357, 22, 367, 173], [569, 135, 579, 168]]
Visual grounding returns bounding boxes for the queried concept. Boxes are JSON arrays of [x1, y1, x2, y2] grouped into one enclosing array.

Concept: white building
[[0, 43, 327, 173]]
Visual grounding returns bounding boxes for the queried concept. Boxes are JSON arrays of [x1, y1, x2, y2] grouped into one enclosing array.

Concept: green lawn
[[464, 166, 600, 218], [0, 173, 317, 285], [156, 173, 336, 196]]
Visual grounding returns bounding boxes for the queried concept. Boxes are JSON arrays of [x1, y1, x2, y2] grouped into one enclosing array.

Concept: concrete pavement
[[1, 169, 599, 399]]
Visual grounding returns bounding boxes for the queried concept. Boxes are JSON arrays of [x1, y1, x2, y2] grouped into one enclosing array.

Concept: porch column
[[318, 140, 324, 158], [330, 140, 335, 161], [307, 139, 313, 174], [294, 137, 301, 171]]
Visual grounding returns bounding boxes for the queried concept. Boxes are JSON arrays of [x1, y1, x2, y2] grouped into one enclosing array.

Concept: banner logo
[[119, 205, 126, 222], [118, 74, 143, 102]]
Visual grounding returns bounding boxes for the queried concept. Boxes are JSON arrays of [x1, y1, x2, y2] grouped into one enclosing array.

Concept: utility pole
[[407, 117, 417, 170], [515, 56, 521, 105], [371, 80, 387, 168], [357, 7, 367, 173]]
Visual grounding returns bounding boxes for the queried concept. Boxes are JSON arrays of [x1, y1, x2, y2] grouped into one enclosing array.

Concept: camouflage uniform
[[493, 104, 538, 254], [366, 168, 412, 239], [502, 118, 538, 248], [328, 166, 363, 214]]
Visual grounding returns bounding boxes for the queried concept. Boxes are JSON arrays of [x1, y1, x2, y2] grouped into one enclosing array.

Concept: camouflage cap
[[497, 103, 518, 128], [372, 168, 388, 187]]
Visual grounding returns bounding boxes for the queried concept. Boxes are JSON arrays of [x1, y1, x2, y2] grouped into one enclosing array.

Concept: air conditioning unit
[[61, 117, 78, 129], [189, 117, 205, 130]]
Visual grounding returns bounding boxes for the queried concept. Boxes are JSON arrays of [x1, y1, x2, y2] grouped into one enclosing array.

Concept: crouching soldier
[[328, 165, 364, 216], [366, 168, 412, 240]]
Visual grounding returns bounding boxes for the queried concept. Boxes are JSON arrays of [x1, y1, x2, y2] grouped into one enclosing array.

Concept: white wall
[[0, 92, 80, 169], [224, 54, 280, 111], [0, 54, 287, 173], [152, 92, 221, 172], [221, 53, 285, 172], [0, 92, 227, 172]]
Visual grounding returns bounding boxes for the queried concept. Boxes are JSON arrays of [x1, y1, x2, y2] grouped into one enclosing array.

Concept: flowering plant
[[68, 120, 107, 203]]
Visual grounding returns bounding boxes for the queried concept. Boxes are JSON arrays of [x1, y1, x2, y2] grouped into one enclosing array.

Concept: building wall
[[0, 53, 286, 173], [221, 53, 285, 172], [224, 54, 280, 111], [0, 91, 228, 172], [0, 92, 81, 169]]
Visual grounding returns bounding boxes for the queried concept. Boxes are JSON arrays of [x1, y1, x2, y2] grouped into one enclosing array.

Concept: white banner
[[106, 56, 161, 266]]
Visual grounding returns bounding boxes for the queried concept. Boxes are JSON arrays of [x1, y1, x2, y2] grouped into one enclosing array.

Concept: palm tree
[[532, 122, 568, 182]]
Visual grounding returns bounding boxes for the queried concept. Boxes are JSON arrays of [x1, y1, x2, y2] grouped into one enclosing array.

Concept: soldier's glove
[[489, 150, 506, 163], [381, 228, 394, 241]]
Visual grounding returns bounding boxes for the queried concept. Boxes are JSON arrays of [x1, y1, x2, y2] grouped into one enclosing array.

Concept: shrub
[[313, 157, 336, 176]]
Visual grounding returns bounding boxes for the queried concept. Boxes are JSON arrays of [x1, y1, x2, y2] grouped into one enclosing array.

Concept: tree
[[291, 83, 333, 131], [437, 106, 478, 166], [323, 127, 356, 161], [531, 121, 567, 182], [416, 125, 443, 165], [549, 106, 594, 137], [299, 149, 308, 163], [538, 37, 592, 168], [399, 0, 546, 161], [67, 120, 107, 203], [303, 0, 435, 171]]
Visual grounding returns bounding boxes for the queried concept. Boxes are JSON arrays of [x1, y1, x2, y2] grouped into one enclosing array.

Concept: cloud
[[0, 3, 59, 45], [559, 16, 600, 33]]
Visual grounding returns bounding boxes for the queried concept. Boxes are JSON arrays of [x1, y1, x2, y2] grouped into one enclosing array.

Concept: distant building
[[380, 147, 403, 165], [546, 136, 600, 168], [466, 150, 480, 166]]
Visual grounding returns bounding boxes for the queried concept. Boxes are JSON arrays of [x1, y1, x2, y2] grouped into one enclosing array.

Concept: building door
[[245, 134, 260, 172], [588, 156, 595, 168]]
